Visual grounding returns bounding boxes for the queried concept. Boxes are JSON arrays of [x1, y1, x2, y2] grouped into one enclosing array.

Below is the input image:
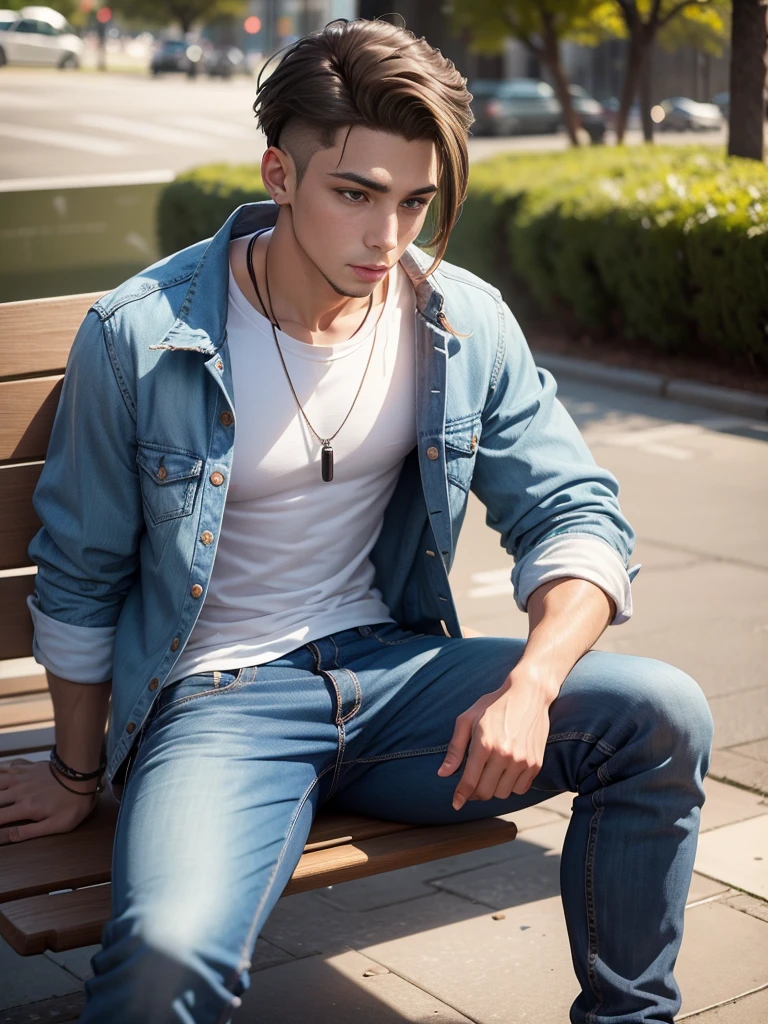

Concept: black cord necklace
[[245, 229, 385, 482]]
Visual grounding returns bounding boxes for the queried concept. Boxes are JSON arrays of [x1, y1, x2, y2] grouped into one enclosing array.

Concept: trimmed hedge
[[158, 148, 768, 369], [448, 146, 768, 369]]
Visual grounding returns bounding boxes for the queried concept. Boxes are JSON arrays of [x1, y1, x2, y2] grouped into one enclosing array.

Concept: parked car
[[204, 44, 246, 79], [150, 38, 208, 77], [600, 98, 642, 131], [568, 84, 607, 143], [0, 6, 82, 68], [469, 78, 561, 136], [653, 97, 722, 131]]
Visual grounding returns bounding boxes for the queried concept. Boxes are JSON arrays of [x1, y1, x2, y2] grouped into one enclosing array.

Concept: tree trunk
[[728, 0, 768, 160], [640, 43, 654, 142], [615, 31, 645, 143], [540, 15, 581, 146]]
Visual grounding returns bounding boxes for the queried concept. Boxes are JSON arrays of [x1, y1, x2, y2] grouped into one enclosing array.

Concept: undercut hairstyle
[[253, 18, 474, 276]]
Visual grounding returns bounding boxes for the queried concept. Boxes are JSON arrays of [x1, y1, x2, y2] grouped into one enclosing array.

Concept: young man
[[3, 18, 712, 1024]]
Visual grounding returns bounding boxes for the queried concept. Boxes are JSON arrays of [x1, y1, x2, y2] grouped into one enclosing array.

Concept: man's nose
[[366, 210, 399, 253]]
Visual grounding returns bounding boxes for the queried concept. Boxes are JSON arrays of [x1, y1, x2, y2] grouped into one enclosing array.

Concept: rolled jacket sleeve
[[27, 309, 142, 682], [511, 534, 640, 625], [471, 301, 637, 619]]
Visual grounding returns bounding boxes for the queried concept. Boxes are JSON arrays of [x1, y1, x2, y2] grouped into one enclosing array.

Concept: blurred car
[[0, 6, 82, 68], [711, 91, 729, 118], [204, 44, 246, 79], [568, 84, 607, 143], [469, 78, 561, 136], [601, 98, 642, 131], [652, 97, 722, 131], [150, 38, 208, 77]]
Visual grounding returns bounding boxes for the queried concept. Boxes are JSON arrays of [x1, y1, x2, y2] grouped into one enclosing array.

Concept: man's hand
[[0, 758, 100, 844], [437, 669, 556, 810]]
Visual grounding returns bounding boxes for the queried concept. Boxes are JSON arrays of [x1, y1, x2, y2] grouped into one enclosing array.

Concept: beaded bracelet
[[49, 761, 102, 796], [50, 743, 106, 782]]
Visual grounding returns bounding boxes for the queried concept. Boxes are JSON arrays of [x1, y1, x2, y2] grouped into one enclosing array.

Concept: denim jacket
[[27, 201, 635, 791]]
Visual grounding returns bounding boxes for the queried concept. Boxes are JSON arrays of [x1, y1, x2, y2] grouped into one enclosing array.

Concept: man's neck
[[230, 207, 389, 346]]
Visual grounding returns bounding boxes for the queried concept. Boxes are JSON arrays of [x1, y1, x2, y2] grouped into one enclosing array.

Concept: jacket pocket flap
[[137, 442, 203, 484]]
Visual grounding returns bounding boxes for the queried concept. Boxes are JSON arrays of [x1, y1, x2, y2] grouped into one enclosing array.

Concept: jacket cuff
[[26, 593, 115, 682], [512, 534, 640, 625]]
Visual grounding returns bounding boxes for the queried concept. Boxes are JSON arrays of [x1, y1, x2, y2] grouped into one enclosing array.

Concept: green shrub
[[157, 164, 268, 255], [157, 147, 768, 368]]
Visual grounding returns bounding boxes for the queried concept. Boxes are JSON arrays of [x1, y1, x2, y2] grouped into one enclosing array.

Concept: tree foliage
[[110, 0, 245, 35]]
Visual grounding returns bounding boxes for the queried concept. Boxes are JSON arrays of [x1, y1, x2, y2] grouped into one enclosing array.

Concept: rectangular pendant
[[321, 444, 334, 482]]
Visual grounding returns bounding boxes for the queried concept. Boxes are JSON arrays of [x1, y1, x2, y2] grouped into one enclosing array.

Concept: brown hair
[[253, 18, 473, 277]]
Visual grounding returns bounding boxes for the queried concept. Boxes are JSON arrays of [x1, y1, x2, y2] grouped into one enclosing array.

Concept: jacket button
[[426, 446, 439, 461], [200, 530, 214, 545], [426, 549, 436, 557], [148, 678, 159, 691], [126, 721, 136, 734], [190, 584, 203, 598], [170, 637, 180, 651], [215, 360, 223, 371], [156, 466, 168, 481], [210, 471, 225, 486], [219, 411, 234, 427]]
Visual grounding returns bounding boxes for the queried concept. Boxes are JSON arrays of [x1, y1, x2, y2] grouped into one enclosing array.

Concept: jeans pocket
[[368, 622, 427, 646], [157, 666, 250, 713]]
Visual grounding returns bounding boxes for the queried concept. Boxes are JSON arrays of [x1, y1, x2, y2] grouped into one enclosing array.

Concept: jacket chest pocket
[[444, 416, 481, 493], [137, 441, 203, 525]]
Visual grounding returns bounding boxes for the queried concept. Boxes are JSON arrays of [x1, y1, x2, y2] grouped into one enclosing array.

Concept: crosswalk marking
[[75, 113, 224, 148], [170, 115, 256, 140], [0, 121, 132, 155]]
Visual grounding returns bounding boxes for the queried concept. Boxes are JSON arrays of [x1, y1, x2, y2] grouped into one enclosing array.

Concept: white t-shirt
[[168, 236, 418, 681]]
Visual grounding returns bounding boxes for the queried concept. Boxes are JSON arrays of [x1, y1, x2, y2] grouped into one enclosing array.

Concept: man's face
[[283, 126, 439, 297]]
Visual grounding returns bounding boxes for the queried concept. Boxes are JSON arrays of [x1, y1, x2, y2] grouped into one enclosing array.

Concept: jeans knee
[[632, 660, 714, 768]]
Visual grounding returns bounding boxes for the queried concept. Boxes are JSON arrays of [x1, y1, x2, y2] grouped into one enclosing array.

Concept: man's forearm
[[515, 577, 615, 701], [46, 671, 111, 774]]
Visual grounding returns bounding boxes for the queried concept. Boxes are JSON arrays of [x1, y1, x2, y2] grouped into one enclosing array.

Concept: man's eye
[[403, 198, 428, 211], [339, 189, 366, 202]]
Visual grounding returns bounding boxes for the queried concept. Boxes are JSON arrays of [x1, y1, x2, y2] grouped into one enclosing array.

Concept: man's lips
[[349, 264, 391, 281]]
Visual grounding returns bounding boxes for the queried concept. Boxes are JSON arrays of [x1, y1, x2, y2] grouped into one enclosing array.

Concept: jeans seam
[[547, 731, 617, 757], [369, 629, 428, 646], [227, 765, 337, 987], [344, 744, 449, 765], [584, 792, 606, 1021], [308, 641, 347, 795]]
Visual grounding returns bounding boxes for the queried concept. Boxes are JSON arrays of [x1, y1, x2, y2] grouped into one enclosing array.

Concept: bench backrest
[[0, 293, 102, 670]]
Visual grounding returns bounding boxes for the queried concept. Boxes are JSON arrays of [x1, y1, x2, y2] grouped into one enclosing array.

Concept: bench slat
[[0, 376, 62, 463], [0, 722, 54, 757], [0, 672, 48, 699], [0, 293, 99, 380], [0, 575, 36, 660], [0, 817, 517, 955], [0, 463, 42, 571], [0, 693, 53, 729]]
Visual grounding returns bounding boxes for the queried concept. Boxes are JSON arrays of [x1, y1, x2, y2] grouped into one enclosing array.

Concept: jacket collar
[[157, 200, 447, 354]]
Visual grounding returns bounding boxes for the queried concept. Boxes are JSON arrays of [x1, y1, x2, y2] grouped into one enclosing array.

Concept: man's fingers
[[0, 818, 57, 845], [451, 739, 494, 810], [437, 714, 472, 777]]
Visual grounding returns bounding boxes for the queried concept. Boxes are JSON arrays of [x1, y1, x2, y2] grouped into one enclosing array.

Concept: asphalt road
[[0, 67, 729, 183]]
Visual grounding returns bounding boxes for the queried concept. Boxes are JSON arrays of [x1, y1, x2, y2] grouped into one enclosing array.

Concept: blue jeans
[[79, 623, 713, 1024]]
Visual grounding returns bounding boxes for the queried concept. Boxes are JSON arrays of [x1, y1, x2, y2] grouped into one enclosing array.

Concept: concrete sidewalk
[[1, 775, 766, 1022]]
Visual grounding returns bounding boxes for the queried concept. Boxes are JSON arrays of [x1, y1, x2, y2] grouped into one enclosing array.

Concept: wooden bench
[[0, 292, 517, 958]]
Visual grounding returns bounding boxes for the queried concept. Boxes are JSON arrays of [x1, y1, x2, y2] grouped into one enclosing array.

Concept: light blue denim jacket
[[28, 201, 635, 789]]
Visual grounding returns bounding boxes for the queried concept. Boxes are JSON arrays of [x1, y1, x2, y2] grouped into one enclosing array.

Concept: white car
[[0, 6, 83, 68]]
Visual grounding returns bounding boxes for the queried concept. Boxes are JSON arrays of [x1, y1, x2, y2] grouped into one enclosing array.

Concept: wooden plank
[[0, 575, 36, 660], [0, 463, 42, 571], [0, 693, 53, 729], [0, 722, 54, 757], [0, 672, 48, 699], [0, 884, 111, 955], [284, 817, 518, 896], [0, 377, 61, 463], [0, 293, 99, 380], [0, 817, 518, 956]]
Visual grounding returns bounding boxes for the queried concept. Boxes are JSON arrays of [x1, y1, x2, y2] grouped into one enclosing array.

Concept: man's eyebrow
[[327, 171, 438, 197]]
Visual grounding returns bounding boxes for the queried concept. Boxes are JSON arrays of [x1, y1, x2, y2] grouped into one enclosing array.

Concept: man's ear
[[261, 146, 295, 205]]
